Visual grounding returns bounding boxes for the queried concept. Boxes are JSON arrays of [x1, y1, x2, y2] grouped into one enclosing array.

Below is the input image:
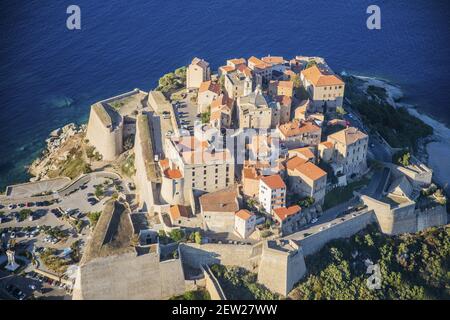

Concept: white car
[[311, 218, 318, 224], [10, 232, 16, 239]]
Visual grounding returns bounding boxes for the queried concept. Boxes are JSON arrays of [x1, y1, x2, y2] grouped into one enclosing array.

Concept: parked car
[[87, 197, 98, 205], [6, 285, 26, 300], [310, 218, 318, 224]]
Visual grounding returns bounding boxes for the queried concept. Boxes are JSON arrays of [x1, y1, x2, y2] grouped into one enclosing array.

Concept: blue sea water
[[0, 0, 449, 190]]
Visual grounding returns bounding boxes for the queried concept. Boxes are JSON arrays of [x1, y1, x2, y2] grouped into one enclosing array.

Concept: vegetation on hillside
[[156, 66, 187, 95], [87, 211, 102, 227], [344, 76, 433, 151], [210, 264, 279, 300], [170, 289, 211, 300], [49, 147, 91, 179], [393, 149, 411, 167], [291, 224, 450, 300]]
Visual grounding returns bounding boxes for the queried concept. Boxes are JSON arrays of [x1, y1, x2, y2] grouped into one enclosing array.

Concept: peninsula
[[0, 54, 448, 300]]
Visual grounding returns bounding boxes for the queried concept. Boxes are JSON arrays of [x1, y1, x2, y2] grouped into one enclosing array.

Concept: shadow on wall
[[179, 244, 222, 268]]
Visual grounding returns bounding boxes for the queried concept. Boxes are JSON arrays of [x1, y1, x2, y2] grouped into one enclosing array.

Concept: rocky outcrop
[[28, 123, 86, 180]]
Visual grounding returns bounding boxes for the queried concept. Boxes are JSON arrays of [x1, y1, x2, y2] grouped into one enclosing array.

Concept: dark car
[[87, 197, 98, 205], [51, 208, 62, 218], [26, 202, 35, 207], [6, 284, 26, 300]]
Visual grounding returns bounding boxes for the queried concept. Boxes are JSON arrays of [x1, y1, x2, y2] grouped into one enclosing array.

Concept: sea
[[0, 0, 449, 190]]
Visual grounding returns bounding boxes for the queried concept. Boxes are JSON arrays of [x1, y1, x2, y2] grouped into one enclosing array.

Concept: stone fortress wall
[[297, 210, 376, 256], [361, 195, 447, 235], [134, 113, 157, 212], [86, 103, 123, 161]]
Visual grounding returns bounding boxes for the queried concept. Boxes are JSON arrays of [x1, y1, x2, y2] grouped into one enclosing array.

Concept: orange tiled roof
[[262, 56, 285, 65], [228, 58, 246, 66], [220, 65, 235, 73], [260, 174, 286, 190], [273, 205, 301, 221], [243, 166, 260, 180], [286, 156, 308, 171], [169, 205, 190, 220], [235, 209, 253, 221], [237, 64, 253, 78], [199, 80, 221, 94], [200, 186, 239, 213], [295, 161, 327, 181], [320, 141, 334, 149], [248, 56, 271, 70], [301, 65, 344, 87], [278, 120, 320, 138], [328, 127, 368, 146], [289, 147, 315, 160], [164, 168, 182, 179]]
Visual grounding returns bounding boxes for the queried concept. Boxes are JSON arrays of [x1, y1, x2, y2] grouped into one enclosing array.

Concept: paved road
[[343, 101, 392, 162], [284, 207, 370, 242]]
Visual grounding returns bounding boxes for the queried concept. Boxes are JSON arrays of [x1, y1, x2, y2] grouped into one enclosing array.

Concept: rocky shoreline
[[354, 75, 450, 190], [28, 123, 86, 181]]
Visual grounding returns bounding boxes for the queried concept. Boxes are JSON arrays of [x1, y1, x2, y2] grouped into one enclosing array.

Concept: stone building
[[277, 120, 321, 149], [198, 80, 221, 112], [165, 136, 235, 201], [273, 205, 303, 235], [237, 90, 272, 130], [199, 185, 240, 233], [86, 103, 123, 161], [300, 64, 345, 113], [257, 240, 306, 296], [259, 174, 286, 214], [327, 127, 368, 178], [234, 209, 257, 239], [224, 69, 253, 99], [187, 57, 211, 89], [285, 156, 327, 205], [72, 200, 185, 300]]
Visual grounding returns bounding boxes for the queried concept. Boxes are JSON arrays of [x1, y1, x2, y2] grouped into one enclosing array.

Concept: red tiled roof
[[278, 120, 320, 138], [273, 205, 301, 221], [260, 174, 286, 190], [235, 209, 253, 221], [301, 65, 344, 87], [169, 205, 190, 220]]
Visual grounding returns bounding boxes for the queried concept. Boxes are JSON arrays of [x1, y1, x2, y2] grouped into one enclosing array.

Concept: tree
[[298, 196, 315, 208], [87, 211, 101, 227], [94, 185, 104, 199], [18, 209, 32, 221], [169, 229, 185, 242], [291, 74, 301, 88], [305, 60, 317, 69], [194, 231, 202, 244]]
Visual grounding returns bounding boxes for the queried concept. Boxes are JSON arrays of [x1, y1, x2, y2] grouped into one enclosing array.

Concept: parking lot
[[0, 173, 129, 299], [173, 92, 200, 135], [0, 269, 70, 300]]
